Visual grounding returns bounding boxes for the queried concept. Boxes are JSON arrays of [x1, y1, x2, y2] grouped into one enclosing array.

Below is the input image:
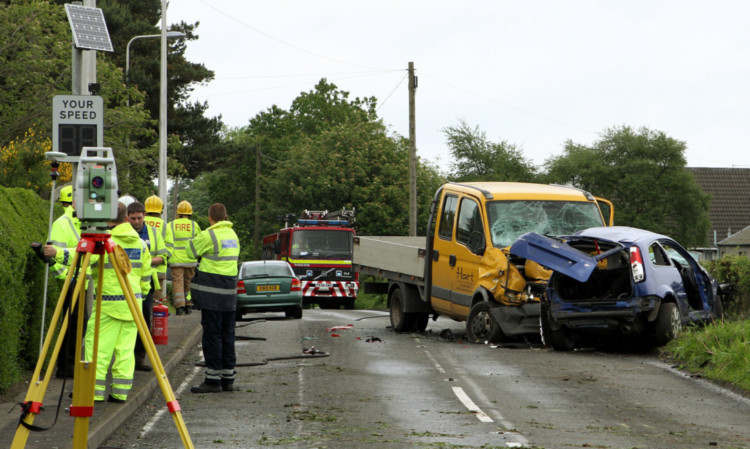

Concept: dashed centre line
[[451, 386, 494, 423]]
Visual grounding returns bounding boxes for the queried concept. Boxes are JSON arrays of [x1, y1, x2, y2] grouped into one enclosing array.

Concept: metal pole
[[39, 179, 58, 355], [158, 0, 168, 222]]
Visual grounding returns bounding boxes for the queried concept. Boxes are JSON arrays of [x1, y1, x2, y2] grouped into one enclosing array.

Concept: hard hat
[[145, 195, 163, 214], [119, 194, 137, 207], [59, 185, 73, 203], [177, 200, 193, 215]]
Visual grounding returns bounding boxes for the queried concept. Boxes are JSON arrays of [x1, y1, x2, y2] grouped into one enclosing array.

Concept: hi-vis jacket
[[54, 222, 152, 321], [49, 206, 81, 279], [187, 221, 239, 311], [167, 217, 201, 267], [144, 214, 172, 276], [143, 224, 168, 291]]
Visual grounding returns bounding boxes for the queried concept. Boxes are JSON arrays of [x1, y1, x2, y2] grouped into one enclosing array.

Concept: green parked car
[[236, 260, 303, 320]]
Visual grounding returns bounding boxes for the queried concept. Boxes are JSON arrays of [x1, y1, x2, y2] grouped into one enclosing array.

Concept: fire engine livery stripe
[[286, 259, 352, 265]]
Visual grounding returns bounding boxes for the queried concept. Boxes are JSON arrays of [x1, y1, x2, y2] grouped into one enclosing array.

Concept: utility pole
[[408, 62, 417, 236]]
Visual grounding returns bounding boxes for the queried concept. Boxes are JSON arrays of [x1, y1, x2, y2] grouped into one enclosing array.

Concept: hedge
[[0, 186, 62, 391]]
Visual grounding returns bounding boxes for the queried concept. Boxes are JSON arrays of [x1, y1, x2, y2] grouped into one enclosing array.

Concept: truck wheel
[[413, 313, 429, 332], [466, 302, 502, 343], [344, 298, 355, 310], [389, 287, 414, 332], [654, 302, 681, 346]]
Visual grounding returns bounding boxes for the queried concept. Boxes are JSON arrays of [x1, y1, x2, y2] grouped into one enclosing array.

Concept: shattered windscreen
[[487, 200, 604, 248]]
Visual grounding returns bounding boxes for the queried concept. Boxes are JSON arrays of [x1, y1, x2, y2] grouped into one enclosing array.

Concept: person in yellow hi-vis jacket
[[188, 204, 240, 393], [167, 200, 201, 315], [143, 195, 172, 303], [46, 202, 152, 403], [47, 185, 84, 379]]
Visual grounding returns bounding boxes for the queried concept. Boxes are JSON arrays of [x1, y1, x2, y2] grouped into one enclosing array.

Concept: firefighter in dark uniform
[[188, 204, 241, 393]]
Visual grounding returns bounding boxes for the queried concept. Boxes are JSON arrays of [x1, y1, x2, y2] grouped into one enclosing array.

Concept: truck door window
[[456, 198, 483, 246], [438, 194, 458, 241]]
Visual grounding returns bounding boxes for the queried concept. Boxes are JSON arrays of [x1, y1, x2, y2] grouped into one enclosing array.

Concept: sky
[[168, 1, 750, 173]]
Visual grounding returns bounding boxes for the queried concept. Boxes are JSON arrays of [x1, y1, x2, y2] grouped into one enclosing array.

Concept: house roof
[[718, 225, 750, 246], [689, 167, 750, 245]]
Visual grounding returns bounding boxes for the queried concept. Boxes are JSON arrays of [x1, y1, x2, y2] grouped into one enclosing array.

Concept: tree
[[544, 126, 711, 247], [443, 120, 538, 182]]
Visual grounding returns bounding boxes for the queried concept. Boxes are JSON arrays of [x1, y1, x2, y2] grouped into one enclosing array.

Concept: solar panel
[[64, 4, 114, 52]]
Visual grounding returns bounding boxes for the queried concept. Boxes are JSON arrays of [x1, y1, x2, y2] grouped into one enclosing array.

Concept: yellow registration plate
[[256, 284, 280, 292]]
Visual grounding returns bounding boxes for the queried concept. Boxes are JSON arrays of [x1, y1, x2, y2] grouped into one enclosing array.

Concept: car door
[[449, 194, 486, 318], [659, 240, 714, 319], [430, 191, 457, 315]]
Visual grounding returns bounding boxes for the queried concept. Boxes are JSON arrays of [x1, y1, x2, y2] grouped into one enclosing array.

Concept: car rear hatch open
[[509, 232, 624, 282]]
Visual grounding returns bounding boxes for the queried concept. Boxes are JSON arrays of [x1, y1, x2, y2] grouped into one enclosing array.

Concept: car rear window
[[242, 263, 292, 277]]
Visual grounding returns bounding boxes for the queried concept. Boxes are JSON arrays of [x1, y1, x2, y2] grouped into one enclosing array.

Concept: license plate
[[256, 284, 280, 292]]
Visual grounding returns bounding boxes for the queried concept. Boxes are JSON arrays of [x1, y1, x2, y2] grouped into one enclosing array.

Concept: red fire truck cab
[[262, 208, 359, 309]]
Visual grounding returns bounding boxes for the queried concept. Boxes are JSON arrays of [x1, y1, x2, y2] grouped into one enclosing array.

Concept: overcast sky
[[168, 1, 750, 173]]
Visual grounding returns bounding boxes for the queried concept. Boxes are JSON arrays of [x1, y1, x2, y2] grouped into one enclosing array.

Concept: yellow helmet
[[59, 185, 73, 203], [145, 195, 163, 214], [177, 200, 193, 215]]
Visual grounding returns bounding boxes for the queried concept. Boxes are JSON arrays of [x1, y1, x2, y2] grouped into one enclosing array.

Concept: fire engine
[[262, 208, 359, 308]]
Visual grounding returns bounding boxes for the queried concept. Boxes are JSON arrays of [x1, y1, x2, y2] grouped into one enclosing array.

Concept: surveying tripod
[[12, 230, 194, 449]]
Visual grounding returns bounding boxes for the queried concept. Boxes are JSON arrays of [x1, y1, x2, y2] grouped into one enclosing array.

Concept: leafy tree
[[544, 126, 711, 247], [443, 120, 538, 182], [0, 1, 154, 198]]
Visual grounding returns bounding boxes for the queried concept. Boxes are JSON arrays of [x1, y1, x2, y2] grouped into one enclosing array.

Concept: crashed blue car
[[510, 226, 724, 350]]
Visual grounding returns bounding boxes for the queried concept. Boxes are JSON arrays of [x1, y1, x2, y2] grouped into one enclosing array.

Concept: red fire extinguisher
[[152, 302, 169, 345]]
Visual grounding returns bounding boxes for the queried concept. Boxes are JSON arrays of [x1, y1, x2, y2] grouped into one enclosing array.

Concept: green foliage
[[664, 319, 750, 392], [544, 126, 711, 247], [443, 120, 538, 182], [706, 255, 750, 317], [0, 186, 62, 391], [191, 80, 445, 258]]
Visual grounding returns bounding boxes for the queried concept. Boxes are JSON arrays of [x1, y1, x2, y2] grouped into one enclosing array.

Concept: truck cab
[[423, 182, 612, 341]]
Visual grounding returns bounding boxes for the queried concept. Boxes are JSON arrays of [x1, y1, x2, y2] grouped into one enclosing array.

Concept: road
[[104, 309, 750, 449]]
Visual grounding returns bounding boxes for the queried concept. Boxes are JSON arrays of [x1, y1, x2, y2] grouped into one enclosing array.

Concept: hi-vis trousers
[[84, 312, 137, 401]]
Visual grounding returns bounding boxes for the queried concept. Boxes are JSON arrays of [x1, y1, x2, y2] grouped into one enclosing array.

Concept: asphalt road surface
[[103, 308, 750, 449]]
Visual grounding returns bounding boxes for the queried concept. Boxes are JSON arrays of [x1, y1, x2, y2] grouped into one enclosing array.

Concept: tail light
[[629, 246, 645, 283], [291, 278, 301, 291], [237, 280, 246, 294]]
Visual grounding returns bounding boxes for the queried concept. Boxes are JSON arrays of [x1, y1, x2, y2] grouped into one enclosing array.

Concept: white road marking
[[139, 365, 201, 438], [422, 348, 447, 374], [452, 386, 493, 423]]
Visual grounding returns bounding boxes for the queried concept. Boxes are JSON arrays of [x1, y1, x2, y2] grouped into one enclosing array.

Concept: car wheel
[[466, 302, 502, 343], [654, 302, 681, 346], [285, 306, 303, 319], [389, 287, 414, 332], [540, 304, 575, 351], [413, 313, 429, 332], [235, 311, 243, 322]]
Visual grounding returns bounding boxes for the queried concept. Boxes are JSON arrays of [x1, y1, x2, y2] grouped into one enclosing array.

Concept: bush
[[0, 186, 61, 391], [706, 255, 750, 317]]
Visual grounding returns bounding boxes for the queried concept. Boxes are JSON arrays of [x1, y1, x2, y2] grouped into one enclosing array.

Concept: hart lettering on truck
[[352, 182, 615, 343], [262, 208, 358, 309]]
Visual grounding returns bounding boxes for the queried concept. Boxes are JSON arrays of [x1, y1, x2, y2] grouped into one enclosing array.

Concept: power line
[[377, 72, 408, 112], [197, 0, 396, 72]]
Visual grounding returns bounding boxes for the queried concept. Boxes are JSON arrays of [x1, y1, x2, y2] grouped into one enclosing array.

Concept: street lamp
[[125, 31, 185, 88], [125, 29, 185, 221]]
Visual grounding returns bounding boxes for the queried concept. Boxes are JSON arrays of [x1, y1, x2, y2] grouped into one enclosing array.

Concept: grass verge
[[662, 319, 750, 392]]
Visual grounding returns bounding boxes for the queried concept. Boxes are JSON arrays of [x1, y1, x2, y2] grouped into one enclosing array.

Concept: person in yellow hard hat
[[143, 195, 172, 306], [47, 185, 84, 378], [167, 201, 201, 315]]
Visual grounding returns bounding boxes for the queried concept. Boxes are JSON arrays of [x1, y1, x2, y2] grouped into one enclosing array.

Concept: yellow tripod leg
[[110, 244, 194, 449], [11, 251, 88, 449], [70, 253, 104, 449]]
